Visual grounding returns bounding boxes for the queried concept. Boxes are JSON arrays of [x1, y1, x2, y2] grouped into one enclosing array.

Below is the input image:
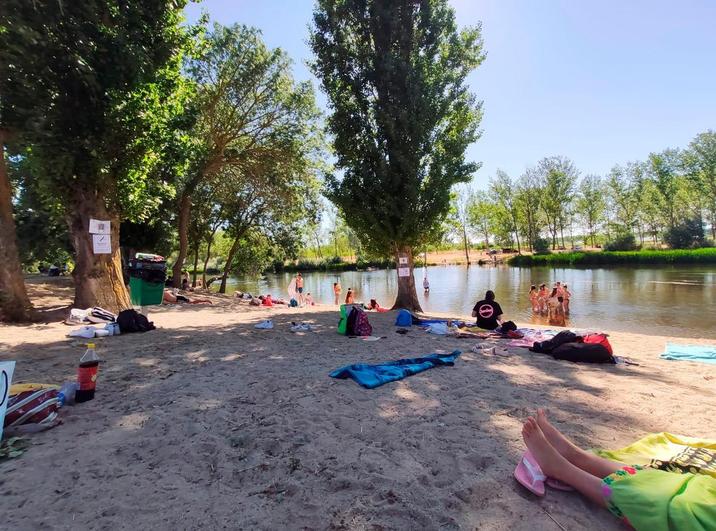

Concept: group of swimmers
[[529, 281, 571, 326]]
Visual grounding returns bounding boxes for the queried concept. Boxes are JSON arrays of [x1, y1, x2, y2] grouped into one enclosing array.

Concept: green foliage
[[603, 233, 638, 251], [509, 248, 716, 267], [663, 217, 707, 249], [310, 0, 485, 255], [0, 0, 194, 216], [532, 237, 551, 254]]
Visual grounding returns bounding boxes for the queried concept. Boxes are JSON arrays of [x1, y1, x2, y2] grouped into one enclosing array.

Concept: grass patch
[[508, 248, 716, 267]]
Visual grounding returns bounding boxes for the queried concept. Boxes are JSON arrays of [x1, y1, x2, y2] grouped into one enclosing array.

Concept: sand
[[1, 281, 715, 530]]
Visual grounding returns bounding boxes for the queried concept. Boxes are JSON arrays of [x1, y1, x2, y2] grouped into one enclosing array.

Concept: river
[[219, 265, 716, 339]]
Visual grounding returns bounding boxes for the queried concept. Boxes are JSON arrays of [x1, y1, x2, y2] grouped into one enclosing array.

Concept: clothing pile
[[530, 330, 614, 364]]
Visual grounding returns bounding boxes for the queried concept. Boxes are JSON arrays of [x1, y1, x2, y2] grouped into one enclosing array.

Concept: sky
[[185, 0, 716, 189]]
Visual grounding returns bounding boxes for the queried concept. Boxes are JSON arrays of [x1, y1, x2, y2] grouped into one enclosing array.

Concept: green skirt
[[602, 465, 716, 531]]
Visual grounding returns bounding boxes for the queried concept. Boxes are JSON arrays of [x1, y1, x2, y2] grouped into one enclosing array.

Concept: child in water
[[562, 284, 571, 313], [345, 288, 355, 304], [537, 283, 549, 313], [333, 282, 342, 305]]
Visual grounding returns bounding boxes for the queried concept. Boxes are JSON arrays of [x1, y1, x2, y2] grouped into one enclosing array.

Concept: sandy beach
[[1, 279, 715, 530]]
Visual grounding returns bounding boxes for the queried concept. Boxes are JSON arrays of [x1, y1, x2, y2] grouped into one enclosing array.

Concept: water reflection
[[221, 264, 716, 339]]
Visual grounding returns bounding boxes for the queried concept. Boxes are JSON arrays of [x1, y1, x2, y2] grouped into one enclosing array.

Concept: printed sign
[[398, 267, 410, 277], [92, 234, 112, 254], [89, 219, 111, 234], [398, 256, 408, 265], [0, 361, 16, 442]]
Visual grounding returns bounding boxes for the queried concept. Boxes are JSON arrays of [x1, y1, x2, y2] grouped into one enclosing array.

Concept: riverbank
[[508, 247, 716, 266], [1, 282, 714, 529]]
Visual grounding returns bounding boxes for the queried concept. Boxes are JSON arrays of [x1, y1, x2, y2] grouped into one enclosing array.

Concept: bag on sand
[[351, 307, 373, 337], [117, 309, 155, 333], [395, 309, 413, 327], [551, 342, 614, 364], [4, 386, 60, 429], [583, 333, 613, 355], [531, 330, 579, 353]]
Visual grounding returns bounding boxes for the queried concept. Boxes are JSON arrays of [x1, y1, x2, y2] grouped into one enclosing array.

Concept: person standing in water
[[333, 281, 342, 305], [562, 284, 572, 313], [537, 284, 549, 313], [423, 275, 430, 292], [295, 273, 304, 305], [528, 285, 539, 312]]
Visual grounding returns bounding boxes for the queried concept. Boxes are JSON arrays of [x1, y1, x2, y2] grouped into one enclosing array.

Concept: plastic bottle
[[75, 343, 100, 403], [58, 381, 78, 406]]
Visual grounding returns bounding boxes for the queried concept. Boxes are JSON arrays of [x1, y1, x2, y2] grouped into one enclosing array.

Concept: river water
[[221, 265, 716, 339]]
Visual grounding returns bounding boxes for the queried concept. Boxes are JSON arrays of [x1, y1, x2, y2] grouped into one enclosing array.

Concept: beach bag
[[352, 308, 373, 337], [4, 385, 60, 429], [552, 342, 614, 364], [117, 309, 155, 333], [337, 305, 349, 335], [346, 307, 361, 336], [395, 309, 412, 327], [583, 333, 613, 355]]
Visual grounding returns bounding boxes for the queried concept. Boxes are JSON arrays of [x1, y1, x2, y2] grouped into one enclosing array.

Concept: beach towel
[[595, 432, 716, 479], [329, 351, 461, 389], [661, 343, 716, 365], [601, 465, 716, 531]]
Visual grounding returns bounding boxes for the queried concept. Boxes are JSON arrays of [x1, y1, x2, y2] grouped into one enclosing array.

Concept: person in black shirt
[[472, 290, 504, 330]]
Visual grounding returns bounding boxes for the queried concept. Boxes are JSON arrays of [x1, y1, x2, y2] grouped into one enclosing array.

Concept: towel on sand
[[661, 343, 716, 365], [329, 351, 461, 389]]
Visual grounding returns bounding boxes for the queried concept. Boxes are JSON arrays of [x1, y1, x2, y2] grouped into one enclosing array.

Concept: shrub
[[664, 218, 706, 249], [603, 233, 638, 252], [532, 237, 551, 254]]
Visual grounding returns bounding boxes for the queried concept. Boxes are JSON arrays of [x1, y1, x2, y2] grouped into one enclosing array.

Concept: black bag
[[551, 342, 614, 364], [497, 320, 517, 333], [346, 307, 359, 336], [117, 309, 156, 333], [530, 330, 579, 353]]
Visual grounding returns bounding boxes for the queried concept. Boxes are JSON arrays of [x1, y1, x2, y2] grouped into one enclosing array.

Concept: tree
[[467, 191, 494, 250], [605, 164, 639, 237], [310, 0, 484, 311], [515, 169, 543, 251], [172, 24, 319, 287], [645, 149, 682, 230], [575, 174, 605, 247], [1, 0, 192, 312], [447, 185, 475, 264], [489, 171, 522, 253], [683, 130, 716, 240], [537, 157, 578, 249]]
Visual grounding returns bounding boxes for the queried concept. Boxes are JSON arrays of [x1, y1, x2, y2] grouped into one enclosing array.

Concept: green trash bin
[[129, 276, 165, 306]]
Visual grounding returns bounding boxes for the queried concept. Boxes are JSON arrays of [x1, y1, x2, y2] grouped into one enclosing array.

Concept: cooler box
[[129, 276, 164, 306]]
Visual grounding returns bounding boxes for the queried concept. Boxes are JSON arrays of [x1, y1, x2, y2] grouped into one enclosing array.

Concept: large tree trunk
[[219, 236, 242, 294], [0, 134, 33, 321], [172, 193, 191, 288], [391, 246, 422, 312], [67, 187, 130, 313]]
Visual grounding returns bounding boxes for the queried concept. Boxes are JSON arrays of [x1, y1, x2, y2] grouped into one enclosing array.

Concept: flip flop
[[514, 450, 546, 496]]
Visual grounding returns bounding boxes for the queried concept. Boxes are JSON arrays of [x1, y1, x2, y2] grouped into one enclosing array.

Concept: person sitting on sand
[[262, 294, 273, 307], [537, 283, 549, 313], [520, 409, 716, 530], [305, 292, 315, 306], [366, 299, 389, 312], [345, 288, 355, 305], [163, 289, 212, 305], [471, 290, 504, 330], [528, 285, 539, 312]]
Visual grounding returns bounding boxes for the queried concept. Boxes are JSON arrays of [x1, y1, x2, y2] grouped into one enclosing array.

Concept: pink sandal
[[514, 451, 575, 495]]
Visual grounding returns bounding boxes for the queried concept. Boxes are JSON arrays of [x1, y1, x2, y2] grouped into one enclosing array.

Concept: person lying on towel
[[472, 290, 504, 330]]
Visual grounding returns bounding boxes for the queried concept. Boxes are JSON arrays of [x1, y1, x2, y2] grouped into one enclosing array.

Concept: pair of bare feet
[[522, 409, 580, 480]]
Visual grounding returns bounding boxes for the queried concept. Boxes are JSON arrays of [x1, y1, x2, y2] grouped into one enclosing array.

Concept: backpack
[[583, 333, 613, 354], [289, 298, 298, 308], [395, 309, 413, 327], [351, 307, 373, 337], [117, 309, 156, 333]]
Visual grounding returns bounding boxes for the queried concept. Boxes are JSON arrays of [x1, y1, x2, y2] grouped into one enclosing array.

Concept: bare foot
[[535, 409, 581, 461], [522, 417, 571, 481]]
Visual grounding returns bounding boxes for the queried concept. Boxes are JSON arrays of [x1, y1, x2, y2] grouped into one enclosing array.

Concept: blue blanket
[[329, 351, 461, 389], [661, 343, 716, 365]]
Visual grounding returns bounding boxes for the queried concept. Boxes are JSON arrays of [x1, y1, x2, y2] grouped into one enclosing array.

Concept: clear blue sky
[[185, 0, 716, 188]]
